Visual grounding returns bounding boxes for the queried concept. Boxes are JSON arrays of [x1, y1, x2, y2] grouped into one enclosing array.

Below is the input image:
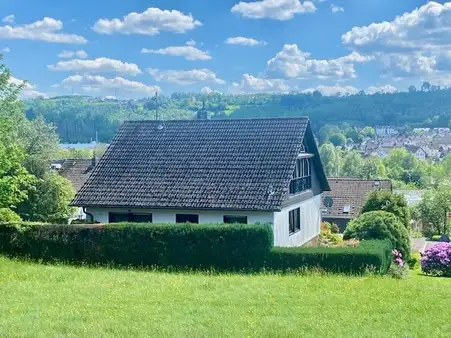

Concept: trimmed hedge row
[[268, 240, 393, 274], [0, 222, 392, 274], [0, 222, 273, 269]]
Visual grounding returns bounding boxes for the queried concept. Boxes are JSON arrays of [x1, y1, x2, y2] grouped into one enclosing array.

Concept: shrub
[[267, 240, 392, 274], [431, 235, 441, 242], [0, 222, 273, 270], [321, 221, 339, 234], [421, 243, 451, 277], [0, 208, 22, 223], [387, 249, 409, 279], [361, 190, 411, 229], [407, 251, 421, 270], [344, 211, 411, 258], [319, 222, 343, 247]]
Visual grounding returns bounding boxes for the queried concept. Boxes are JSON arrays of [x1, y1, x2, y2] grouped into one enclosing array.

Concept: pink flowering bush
[[421, 243, 451, 277], [392, 249, 404, 266], [388, 249, 409, 279]]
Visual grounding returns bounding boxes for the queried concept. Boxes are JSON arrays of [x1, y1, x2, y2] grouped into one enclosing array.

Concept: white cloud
[[201, 86, 213, 94], [330, 4, 344, 13], [226, 36, 267, 46], [141, 46, 211, 61], [340, 2, 451, 82], [61, 75, 161, 96], [93, 7, 201, 35], [9, 76, 47, 98], [0, 17, 87, 44], [302, 84, 359, 96], [186, 39, 196, 46], [231, 0, 316, 20], [233, 74, 290, 93], [2, 47, 10, 53], [342, 1, 451, 51], [58, 50, 88, 59], [2, 15, 15, 24], [48, 57, 142, 76], [266, 44, 372, 79], [366, 84, 398, 95], [148, 68, 225, 85]]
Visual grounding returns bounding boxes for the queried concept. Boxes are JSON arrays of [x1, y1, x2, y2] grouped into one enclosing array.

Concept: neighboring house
[[321, 178, 392, 232], [363, 140, 379, 156], [55, 158, 97, 221], [404, 145, 427, 160], [394, 189, 423, 206], [439, 144, 451, 159], [376, 126, 399, 137], [72, 116, 330, 247]]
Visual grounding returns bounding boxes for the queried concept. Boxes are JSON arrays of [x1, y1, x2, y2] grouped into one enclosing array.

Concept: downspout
[[83, 207, 94, 223]]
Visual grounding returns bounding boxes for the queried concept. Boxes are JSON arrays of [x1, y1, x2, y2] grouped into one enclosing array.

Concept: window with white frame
[[290, 157, 312, 194]]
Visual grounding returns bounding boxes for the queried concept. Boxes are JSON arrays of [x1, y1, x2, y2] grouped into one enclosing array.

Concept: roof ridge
[[123, 117, 310, 123]]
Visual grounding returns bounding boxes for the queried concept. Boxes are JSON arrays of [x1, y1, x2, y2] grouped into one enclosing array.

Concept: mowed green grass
[[1, 257, 451, 338]]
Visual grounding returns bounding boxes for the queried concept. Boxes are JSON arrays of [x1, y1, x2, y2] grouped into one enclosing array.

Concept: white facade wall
[[273, 194, 322, 247], [87, 195, 322, 248], [87, 207, 273, 225]]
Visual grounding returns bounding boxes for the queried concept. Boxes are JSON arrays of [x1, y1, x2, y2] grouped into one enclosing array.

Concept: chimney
[[197, 97, 211, 120]]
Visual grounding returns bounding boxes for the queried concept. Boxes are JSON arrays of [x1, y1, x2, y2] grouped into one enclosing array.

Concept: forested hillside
[[25, 88, 451, 143]]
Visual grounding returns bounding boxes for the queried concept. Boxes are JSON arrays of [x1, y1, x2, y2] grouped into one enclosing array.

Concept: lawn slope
[[0, 257, 450, 337]]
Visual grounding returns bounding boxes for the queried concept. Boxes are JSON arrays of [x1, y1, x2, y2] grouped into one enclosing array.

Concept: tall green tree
[[342, 151, 364, 177], [418, 183, 451, 235], [17, 173, 75, 224], [319, 143, 342, 177], [328, 133, 347, 147]]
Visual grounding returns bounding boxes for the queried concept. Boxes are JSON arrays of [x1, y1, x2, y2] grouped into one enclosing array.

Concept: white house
[[405, 145, 427, 160], [375, 126, 399, 138], [72, 115, 330, 247]]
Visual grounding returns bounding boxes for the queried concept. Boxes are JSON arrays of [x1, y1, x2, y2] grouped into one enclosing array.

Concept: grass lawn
[[1, 257, 451, 337]]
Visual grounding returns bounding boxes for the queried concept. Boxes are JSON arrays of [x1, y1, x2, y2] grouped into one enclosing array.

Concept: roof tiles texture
[[72, 118, 311, 211], [322, 177, 392, 218], [59, 159, 95, 192]]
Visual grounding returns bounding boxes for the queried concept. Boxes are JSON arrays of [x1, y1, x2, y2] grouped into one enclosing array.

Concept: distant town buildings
[[356, 126, 451, 161]]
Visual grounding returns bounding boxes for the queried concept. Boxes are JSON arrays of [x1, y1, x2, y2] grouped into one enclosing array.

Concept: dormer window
[[289, 154, 313, 194]]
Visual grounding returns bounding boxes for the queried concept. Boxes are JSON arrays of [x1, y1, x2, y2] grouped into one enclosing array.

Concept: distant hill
[[25, 89, 451, 143]]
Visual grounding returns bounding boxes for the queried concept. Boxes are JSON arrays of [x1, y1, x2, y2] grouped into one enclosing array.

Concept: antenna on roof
[[151, 91, 159, 120]]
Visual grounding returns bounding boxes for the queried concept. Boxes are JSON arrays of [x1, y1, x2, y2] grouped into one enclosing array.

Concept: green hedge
[[266, 240, 393, 274], [0, 222, 392, 274], [0, 222, 273, 270]]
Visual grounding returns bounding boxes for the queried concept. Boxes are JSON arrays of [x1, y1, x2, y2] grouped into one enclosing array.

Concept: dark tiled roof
[[59, 159, 96, 192], [72, 118, 328, 211], [322, 177, 392, 219]]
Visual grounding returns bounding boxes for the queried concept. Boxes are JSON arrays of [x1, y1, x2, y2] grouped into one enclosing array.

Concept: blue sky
[[0, 0, 447, 98]]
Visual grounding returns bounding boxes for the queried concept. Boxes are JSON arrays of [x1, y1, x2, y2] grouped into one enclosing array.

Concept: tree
[[361, 190, 411, 229], [421, 81, 431, 92], [17, 173, 75, 224], [418, 183, 451, 235], [361, 126, 376, 139], [0, 117, 35, 210], [342, 151, 364, 177], [361, 156, 385, 179], [328, 133, 346, 147], [384, 148, 418, 182], [319, 143, 342, 176], [408, 85, 417, 93], [345, 127, 362, 144], [344, 211, 411, 258], [0, 208, 21, 222]]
